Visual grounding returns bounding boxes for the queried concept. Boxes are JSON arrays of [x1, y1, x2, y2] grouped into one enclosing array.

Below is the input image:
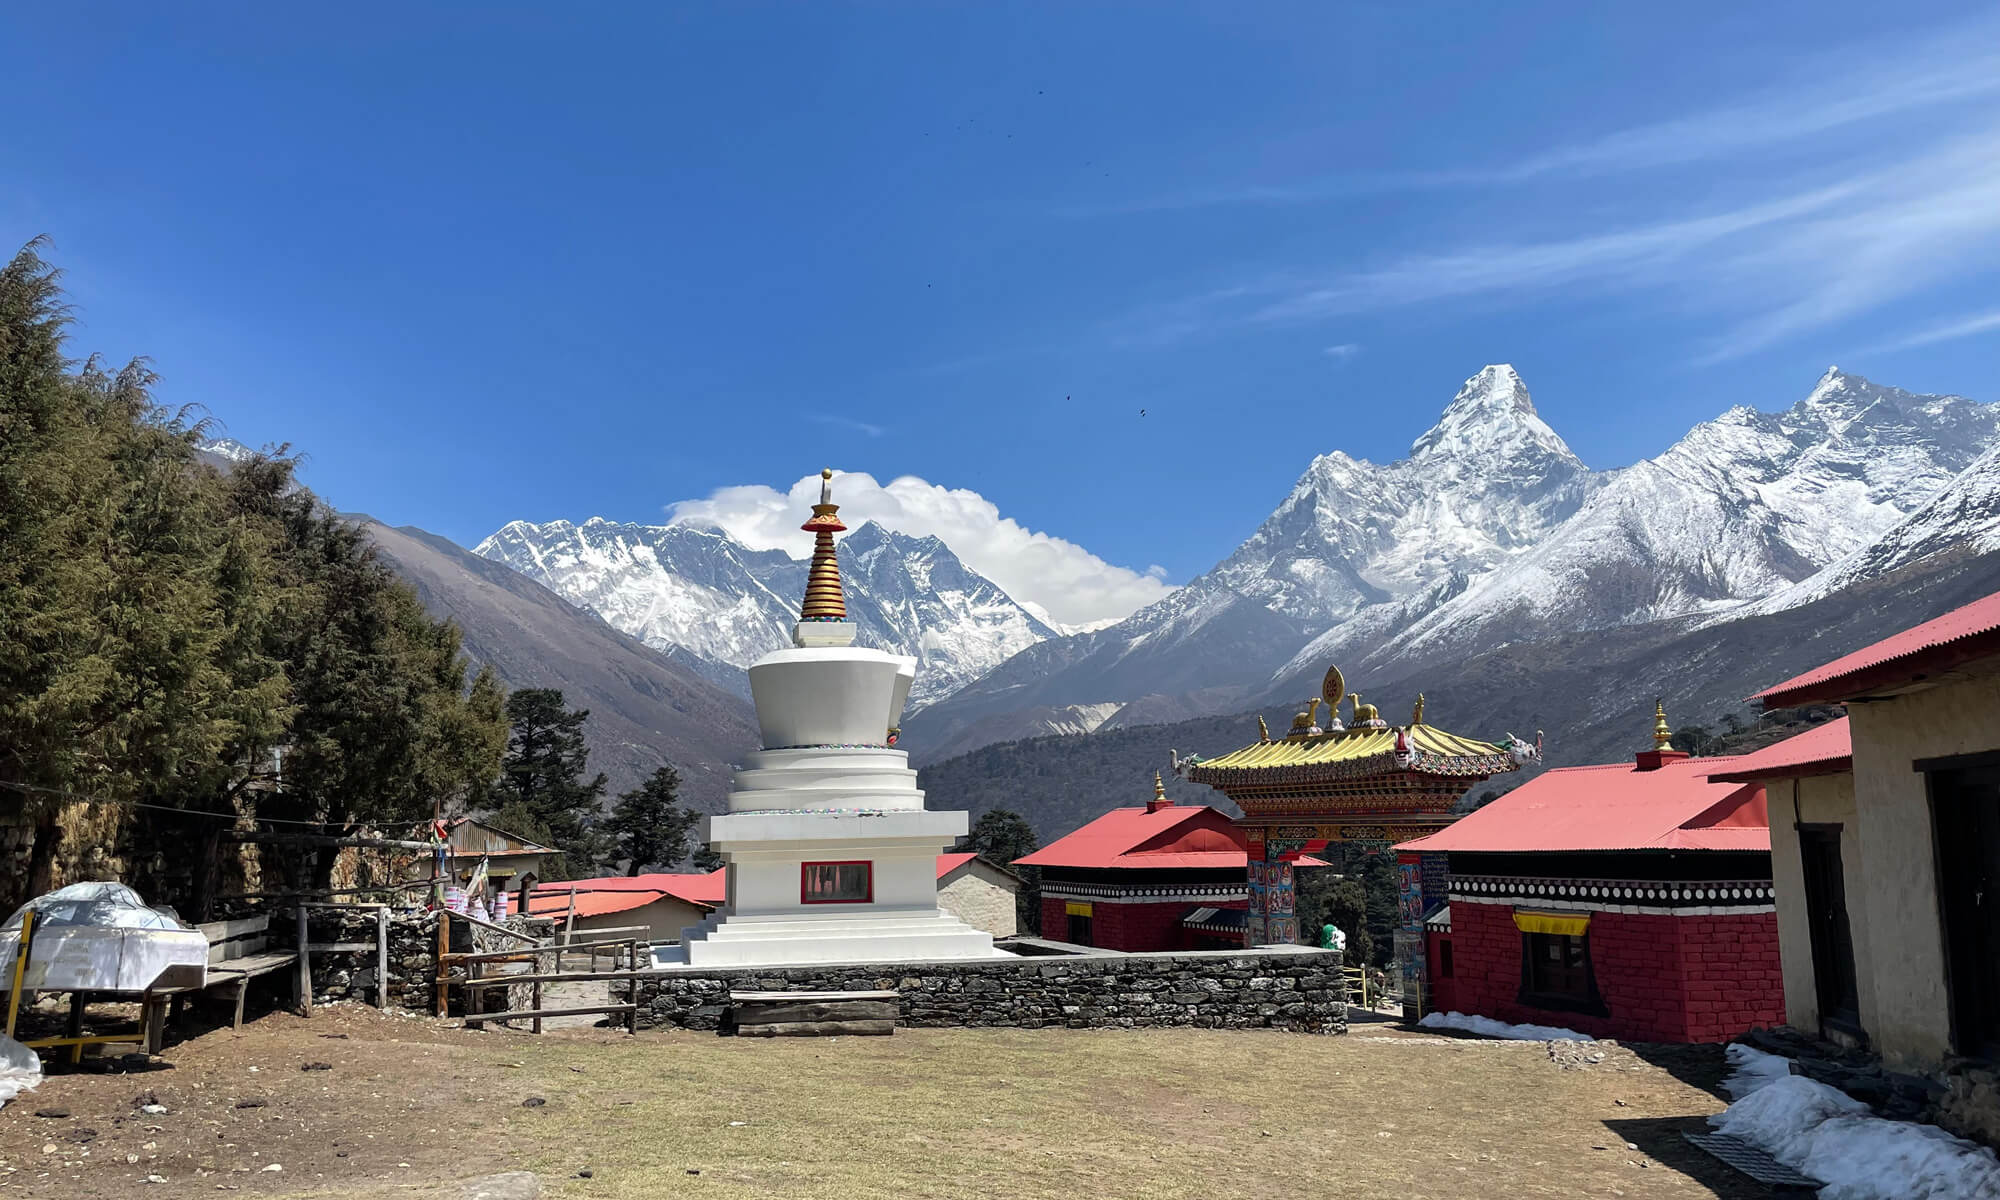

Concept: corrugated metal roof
[[535, 868, 727, 909], [447, 817, 556, 857], [1013, 804, 1247, 870], [1705, 718, 1853, 783], [1396, 757, 1769, 854], [1756, 589, 2000, 707]]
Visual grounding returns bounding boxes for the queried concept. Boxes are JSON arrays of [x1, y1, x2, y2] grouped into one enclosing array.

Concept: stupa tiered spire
[[793, 468, 857, 648]]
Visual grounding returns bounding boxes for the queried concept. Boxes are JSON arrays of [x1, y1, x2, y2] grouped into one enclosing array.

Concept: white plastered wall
[[1845, 666, 2000, 1071], [1767, 771, 1878, 1037]]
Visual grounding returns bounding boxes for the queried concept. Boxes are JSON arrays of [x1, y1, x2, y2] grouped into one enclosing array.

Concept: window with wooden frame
[[801, 861, 872, 904], [1520, 931, 1602, 1012]]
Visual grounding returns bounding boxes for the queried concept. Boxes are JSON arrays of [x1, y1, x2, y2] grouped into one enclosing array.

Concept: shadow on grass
[[1618, 1040, 1738, 1103], [1604, 1115, 1766, 1198]]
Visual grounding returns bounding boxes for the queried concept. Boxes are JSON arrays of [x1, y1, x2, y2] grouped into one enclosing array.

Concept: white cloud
[[1322, 343, 1361, 361], [666, 471, 1175, 627], [1866, 308, 2000, 355]]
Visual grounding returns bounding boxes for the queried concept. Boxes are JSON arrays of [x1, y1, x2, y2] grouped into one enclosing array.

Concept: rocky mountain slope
[[475, 517, 1056, 708], [357, 518, 758, 811]]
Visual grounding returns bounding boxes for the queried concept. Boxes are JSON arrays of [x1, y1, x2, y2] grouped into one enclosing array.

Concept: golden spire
[[799, 468, 848, 621], [1153, 771, 1167, 801], [1412, 693, 1426, 725], [1257, 714, 1271, 743], [1652, 698, 1674, 751]]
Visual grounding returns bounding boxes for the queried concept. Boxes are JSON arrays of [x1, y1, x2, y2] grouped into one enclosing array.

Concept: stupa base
[[665, 909, 1005, 967]]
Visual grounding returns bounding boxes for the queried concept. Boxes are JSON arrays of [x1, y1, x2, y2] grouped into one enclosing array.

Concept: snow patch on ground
[[1416, 1010, 1594, 1042], [1713, 1043, 2000, 1199]]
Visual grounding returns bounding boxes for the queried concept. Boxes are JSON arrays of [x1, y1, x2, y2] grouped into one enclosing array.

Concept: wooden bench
[[726, 990, 898, 1038], [144, 915, 302, 1050]]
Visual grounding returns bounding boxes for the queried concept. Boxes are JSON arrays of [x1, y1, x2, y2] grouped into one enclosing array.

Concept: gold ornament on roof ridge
[[1321, 663, 1347, 713], [1412, 693, 1427, 725], [1652, 698, 1674, 751]]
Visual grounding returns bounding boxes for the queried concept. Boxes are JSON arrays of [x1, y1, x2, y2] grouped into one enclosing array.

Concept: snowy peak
[[473, 515, 1057, 709], [1409, 364, 1577, 467]]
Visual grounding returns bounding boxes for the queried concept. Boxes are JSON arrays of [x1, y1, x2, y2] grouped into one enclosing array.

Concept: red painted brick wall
[[1038, 897, 1246, 952], [1441, 898, 1782, 1043]]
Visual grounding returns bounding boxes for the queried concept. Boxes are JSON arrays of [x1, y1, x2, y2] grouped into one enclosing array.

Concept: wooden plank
[[459, 912, 541, 944], [735, 1019, 894, 1038], [198, 916, 271, 943], [728, 990, 898, 1002], [375, 908, 390, 1011], [462, 970, 649, 989], [733, 999, 898, 1026], [462, 1004, 636, 1026], [295, 906, 312, 1018], [306, 942, 379, 953]]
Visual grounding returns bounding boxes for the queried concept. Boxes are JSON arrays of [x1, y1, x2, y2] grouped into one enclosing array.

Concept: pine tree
[[690, 845, 725, 872], [488, 688, 607, 876], [607, 764, 698, 875]]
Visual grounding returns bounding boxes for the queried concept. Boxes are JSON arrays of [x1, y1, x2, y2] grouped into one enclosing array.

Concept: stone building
[[1726, 589, 2000, 1145], [934, 853, 1023, 939], [1399, 705, 1784, 1043]]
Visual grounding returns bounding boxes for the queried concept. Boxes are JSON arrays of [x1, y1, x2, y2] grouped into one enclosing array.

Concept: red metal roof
[[1705, 718, 1853, 783], [935, 852, 979, 878], [1756, 588, 2000, 708], [533, 868, 728, 916], [1013, 804, 1249, 870], [1396, 757, 1769, 854]]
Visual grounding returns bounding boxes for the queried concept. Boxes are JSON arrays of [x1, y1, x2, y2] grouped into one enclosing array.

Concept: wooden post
[[562, 891, 577, 945], [434, 912, 449, 1018], [294, 905, 313, 1017], [66, 990, 86, 1064], [4, 909, 32, 1039], [375, 907, 390, 1011], [531, 974, 543, 1035]]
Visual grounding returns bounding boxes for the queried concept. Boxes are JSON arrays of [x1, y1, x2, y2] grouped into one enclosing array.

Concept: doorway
[[1931, 765, 2000, 1058], [1798, 825, 1861, 1036]]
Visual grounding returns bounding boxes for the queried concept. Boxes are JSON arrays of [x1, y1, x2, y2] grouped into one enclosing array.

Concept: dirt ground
[[1, 1003, 1766, 1199]]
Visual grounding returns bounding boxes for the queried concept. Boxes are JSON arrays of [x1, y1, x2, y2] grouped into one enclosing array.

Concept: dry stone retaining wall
[[627, 947, 1346, 1034]]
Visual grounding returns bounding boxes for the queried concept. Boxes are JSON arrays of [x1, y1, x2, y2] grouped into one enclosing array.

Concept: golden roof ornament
[[1321, 663, 1347, 713], [1256, 714, 1271, 743], [1652, 698, 1674, 751], [1153, 771, 1167, 801], [1412, 693, 1427, 725]]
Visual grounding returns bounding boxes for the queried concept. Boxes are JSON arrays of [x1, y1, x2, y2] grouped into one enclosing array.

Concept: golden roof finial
[[799, 468, 848, 621], [1256, 714, 1271, 743], [1412, 693, 1426, 725], [1652, 698, 1674, 751], [1153, 770, 1167, 801]]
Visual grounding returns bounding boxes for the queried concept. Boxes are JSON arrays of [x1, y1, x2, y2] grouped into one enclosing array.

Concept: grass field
[[1, 1005, 1762, 1199]]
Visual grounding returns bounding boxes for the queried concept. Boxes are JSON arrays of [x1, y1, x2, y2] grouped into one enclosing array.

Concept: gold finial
[[1257, 714, 1270, 742], [798, 469, 848, 622], [1153, 771, 1167, 801], [1412, 693, 1426, 725], [1652, 698, 1673, 751], [1350, 692, 1363, 719]]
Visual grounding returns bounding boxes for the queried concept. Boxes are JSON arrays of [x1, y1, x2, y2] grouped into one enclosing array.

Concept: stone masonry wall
[[627, 947, 1345, 1033]]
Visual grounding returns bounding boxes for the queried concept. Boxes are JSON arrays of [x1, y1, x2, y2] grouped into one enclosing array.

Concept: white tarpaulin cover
[[0, 882, 208, 995], [0, 1035, 39, 1109]]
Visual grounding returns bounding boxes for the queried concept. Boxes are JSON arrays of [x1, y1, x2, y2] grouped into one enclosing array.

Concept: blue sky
[[5, 3, 1998, 625]]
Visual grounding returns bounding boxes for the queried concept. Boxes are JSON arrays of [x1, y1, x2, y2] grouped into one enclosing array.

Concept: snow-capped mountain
[[909, 365, 1999, 762], [902, 366, 1599, 755], [1752, 438, 2000, 616], [1336, 368, 2000, 679], [474, 517, 1057, 709], [1210, 365, 1600, 622]]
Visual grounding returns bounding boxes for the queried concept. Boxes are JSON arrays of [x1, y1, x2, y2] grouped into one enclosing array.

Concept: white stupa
[[670, 470, 1001, 966]]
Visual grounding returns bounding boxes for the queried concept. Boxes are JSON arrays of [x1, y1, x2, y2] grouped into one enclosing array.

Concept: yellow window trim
[[1065, 901, 1094, 917], [1512, 910, 1589, 936]]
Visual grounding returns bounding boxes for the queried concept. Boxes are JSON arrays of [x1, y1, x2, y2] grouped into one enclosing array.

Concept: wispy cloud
[[1322, 343, 1361, 361], [1864, 308, 2000, 355], [1094, 17, 2000, 214], [1119, 118, 2000, 362], [807, 414, 886, 438]]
